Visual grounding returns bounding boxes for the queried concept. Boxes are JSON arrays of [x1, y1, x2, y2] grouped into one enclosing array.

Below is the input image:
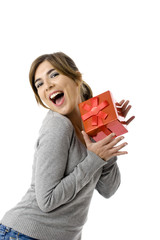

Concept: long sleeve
[[96, 156, 121, 198], [34, 112, 107, 213], [1, 111, 122, 240]]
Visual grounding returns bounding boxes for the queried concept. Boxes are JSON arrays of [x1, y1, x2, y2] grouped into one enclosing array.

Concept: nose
[[45, 79, 55, 91]]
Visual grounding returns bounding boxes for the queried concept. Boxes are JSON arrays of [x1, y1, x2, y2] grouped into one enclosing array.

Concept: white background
[[0, 0, 159, 239]]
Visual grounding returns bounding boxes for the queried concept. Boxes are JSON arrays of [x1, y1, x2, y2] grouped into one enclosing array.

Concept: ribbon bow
[[81, 97, 109, 126]]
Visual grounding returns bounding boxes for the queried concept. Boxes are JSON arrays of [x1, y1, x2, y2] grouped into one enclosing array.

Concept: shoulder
[[39, 110, 74, 136]]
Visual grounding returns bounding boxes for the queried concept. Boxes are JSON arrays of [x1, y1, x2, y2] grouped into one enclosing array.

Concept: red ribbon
[[81, 97, 109, 126]]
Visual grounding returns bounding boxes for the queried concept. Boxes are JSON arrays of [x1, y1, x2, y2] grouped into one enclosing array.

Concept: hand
[[116, 100, 135, 125], [82, 131, 128, 162]]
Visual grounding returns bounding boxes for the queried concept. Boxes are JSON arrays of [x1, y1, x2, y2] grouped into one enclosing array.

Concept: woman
[[0, 52, 134, 240]]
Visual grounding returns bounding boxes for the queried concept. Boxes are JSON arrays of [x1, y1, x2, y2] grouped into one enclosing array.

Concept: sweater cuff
[[103, 156, 118, 169], [80, 150, 107, 182]]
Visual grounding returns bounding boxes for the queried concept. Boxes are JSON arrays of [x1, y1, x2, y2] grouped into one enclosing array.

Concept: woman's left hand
[[116, 100, 135, 125]]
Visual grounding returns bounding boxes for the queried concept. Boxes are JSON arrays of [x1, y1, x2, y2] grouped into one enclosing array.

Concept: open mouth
[[49, 91, 65, 106]]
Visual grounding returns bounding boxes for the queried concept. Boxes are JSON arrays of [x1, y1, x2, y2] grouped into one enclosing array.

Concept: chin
[[49, 103, 75, 117], [52, 108, 71, 116]]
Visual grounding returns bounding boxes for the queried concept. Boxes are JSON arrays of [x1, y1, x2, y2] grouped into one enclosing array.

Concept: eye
[[50, 72, 59, 78], [36, 82, 43, 89]]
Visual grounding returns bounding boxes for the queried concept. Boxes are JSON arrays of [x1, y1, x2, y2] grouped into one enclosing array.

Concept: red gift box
[[78, 90, 128, 141]]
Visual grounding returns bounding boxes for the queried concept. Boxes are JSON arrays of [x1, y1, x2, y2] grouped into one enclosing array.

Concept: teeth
[[50, 92, 62, 99]]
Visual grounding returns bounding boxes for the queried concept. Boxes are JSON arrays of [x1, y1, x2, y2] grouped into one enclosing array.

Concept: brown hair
[[29, 52, 93, 108]]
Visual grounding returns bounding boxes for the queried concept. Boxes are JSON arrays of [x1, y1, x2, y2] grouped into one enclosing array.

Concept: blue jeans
[[0, 224, 37, 240]]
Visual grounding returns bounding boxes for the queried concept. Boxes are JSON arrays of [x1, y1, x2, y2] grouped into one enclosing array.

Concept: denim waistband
[[0, 224, 37, 239], [0, 224, 11, 233]]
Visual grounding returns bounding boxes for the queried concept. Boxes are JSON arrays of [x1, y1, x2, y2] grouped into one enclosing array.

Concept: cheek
[[38, 91, 46, 102], [37, 91, 42, 100], [70, 89, 79, 103]]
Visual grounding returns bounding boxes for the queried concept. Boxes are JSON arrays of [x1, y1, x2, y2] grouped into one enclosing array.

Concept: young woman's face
[[34, 60, 81, 116]]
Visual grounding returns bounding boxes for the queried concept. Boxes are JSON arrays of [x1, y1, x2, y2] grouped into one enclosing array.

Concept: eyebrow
[[34, 68, 55, 85]]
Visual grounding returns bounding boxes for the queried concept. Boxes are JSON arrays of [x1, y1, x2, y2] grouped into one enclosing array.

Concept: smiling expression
[[34, 60, 81, 117]]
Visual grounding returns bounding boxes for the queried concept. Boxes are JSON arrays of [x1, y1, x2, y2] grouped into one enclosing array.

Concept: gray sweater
[[1, 111, 120, 240]]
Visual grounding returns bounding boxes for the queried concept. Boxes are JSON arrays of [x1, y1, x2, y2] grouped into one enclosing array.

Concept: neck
[[67, 108, 84, 132], [66, 108, 86, 146]]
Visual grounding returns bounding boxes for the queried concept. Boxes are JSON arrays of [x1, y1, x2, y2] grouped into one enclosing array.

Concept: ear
[[75, 79, 82, 87]]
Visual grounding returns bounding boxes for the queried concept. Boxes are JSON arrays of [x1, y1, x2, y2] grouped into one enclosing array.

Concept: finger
[[116, 100, 131, 117], [115, 102, 121, 107], [125, 116, 135, 125], [107, 136, 125, 149], [118, 100, 125, 106], [112, 151, 128, 156], [81, 131, 92, 146], [111, 141, 128, 152], [123, 105, 132, 117], [121, 100, 130, 112], [116, 109, 123, 116], [99, 133, 116, 146]]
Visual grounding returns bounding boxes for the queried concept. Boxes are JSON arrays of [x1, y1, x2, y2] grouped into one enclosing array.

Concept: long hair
[[29, 52, 93, 108]]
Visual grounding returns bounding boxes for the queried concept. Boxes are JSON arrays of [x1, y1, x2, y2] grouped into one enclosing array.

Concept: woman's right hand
[[81, 131, 128, 162]]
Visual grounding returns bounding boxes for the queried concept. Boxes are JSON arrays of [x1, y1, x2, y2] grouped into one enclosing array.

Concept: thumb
[[81, 131, 92, 146]]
